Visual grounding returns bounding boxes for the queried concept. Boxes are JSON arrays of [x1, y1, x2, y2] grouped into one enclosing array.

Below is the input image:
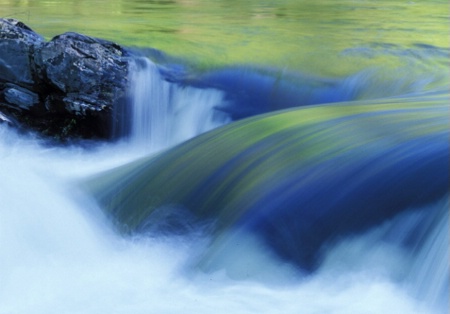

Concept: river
[[0, 1, 448, 313]]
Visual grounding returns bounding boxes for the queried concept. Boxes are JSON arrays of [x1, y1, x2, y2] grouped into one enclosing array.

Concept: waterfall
[[1, 56, 448, 314], [1, 122, 446, 314], [124, 57, 230, 152], [406, 198, 449, 309]]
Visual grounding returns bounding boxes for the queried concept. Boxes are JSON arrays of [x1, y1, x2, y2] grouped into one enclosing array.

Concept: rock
[[0, 18, 43, 87], [0, 18, 131, 140], [0, 83, 40, 110], [0, 110, 13, 125], [35, 32, 129, 117]]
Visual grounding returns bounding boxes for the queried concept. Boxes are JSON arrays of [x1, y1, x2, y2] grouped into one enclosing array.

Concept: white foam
[[0, 108, 445, 314], [126, 58, 230, 152]]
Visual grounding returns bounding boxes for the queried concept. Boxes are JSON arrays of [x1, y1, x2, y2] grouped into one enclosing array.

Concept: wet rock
[[0, 110, 13, 125], [0, 18, 131, 140], [35, 32, 129, 117], [0, 18, 43, 87], [0, 83, 40, 111]]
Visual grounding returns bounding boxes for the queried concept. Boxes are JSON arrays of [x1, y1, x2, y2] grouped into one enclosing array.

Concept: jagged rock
[[0, 83, 40, 111], [34, 32, 129, 117], [0, 18, 131, 140], [0, 18, 43, 87]]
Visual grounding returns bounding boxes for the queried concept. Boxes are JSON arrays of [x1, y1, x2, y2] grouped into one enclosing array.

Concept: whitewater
[[0, 57, 448, 314]]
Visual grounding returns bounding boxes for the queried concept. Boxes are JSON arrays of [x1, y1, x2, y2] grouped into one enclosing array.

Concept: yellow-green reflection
[[87, 89, 449, 232], [1, 0, 449, 75]]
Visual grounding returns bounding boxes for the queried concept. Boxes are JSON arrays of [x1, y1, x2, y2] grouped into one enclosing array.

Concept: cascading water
[[124, 57, 230, 152], [1, 0, 449, 310], [407, 200, 449, 310], [1, 121, 447, 314], [0, 51, 448, 313]]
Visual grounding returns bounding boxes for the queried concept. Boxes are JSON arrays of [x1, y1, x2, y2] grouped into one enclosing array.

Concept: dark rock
[[0, 110, 14, 125], [0, 18, 43, 88], [0, 83, 40, 111], [0, 18, 131, 140], [34, 32, 129, 117]]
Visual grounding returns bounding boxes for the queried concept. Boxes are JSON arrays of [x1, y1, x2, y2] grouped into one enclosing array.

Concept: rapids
[[1, 52, 448, 313], [1, 1, 449, 310]]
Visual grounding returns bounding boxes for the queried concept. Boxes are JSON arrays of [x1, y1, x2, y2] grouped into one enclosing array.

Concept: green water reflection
[[1, 0, 448, 75]]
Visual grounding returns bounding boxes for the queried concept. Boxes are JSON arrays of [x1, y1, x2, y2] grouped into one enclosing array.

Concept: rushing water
[[1, 1, 449, 313]]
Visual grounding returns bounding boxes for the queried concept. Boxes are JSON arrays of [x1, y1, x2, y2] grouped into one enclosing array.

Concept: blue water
[[1, 26, 449, 314], [89, 53, 449, 312]]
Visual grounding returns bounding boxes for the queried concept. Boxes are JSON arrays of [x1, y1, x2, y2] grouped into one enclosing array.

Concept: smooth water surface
[[0, 1, 449, 313], [1, 0, 449, 75]]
